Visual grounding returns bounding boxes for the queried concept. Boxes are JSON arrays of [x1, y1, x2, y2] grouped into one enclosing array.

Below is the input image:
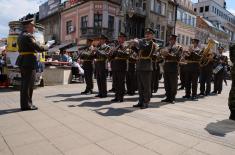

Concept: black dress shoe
[[199, 92, 205, 96], [21, 105, 38, 111], [133, 103, 142, 107], [95, 94, 102, 98], [211, 91, 217, 94], [119, 99, 124, 102], [183, 95, 191, 99], [81, 90, 89, 94], [161, 99, 171, 102], [218, 91, 221, 94], [111, 98, 119, 102], [100, 95, 107, 98], [108, 88, 115, 92]]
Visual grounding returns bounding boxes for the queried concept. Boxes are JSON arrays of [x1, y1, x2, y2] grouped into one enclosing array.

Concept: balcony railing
[[80, 27, 114, 38]]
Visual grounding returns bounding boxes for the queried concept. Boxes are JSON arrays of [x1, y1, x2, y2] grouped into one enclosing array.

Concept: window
[[66, 20, 72, 34], [155, 24, 160, 39], [200, 7, 203, 13], [94, 14, 102, 27], [108, 15, 114, 30], [161, 2, 166, 15], [188, 15, 192, 25], [160, 26, 165, 40], [186, 36, 189, 45], [192, 17, 196, 27], [177, 34, 181, 43], [184, 14, 188, 24], [155, 0, 161, 14], [150, 0, 154, 11], [177, 10, 181, 20], [194, 8, 197, 12], [205, 6, 209, 12], [182, 35, 185, 45], [81, 16, 88, 28]]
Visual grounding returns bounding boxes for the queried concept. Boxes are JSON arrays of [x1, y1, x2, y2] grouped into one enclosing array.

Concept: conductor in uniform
[[132, 28, 159, 109], [161, 35, 182, 103], [16, 19, 48, 111]]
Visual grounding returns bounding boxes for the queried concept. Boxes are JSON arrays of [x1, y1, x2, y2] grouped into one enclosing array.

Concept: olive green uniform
[[16, 32, 46, 110]]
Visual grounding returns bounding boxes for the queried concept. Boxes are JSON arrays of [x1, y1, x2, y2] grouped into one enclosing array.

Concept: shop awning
[[66, 45, 87, 52], [48, 42, 73, 52]]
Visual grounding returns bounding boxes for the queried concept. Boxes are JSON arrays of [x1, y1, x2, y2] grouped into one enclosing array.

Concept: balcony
[[80, 27, 114, 39], [127, 6, 146, 18]]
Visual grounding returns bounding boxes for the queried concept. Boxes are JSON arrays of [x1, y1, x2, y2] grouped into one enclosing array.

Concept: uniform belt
[[139, 57, 151, 60], [96, 59, 105, 61], [115, 57, 126, 60], [19, 52, 35, 55], [165, 60, 177, 63], [186, 60, 199, 63]]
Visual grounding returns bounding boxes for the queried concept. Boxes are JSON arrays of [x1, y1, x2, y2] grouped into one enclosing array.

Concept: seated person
[[60, 50, 72, 63]]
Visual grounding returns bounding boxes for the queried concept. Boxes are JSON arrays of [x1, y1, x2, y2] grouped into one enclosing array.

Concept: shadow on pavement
[[0, 108, 21, 115], [205, 119, 235, 137], [93, 107, 136, 116], [78, 100, 112, 108], [53, 96, 95, 103]]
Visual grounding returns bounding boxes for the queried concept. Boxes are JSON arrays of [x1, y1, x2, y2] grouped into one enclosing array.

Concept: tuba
[[199, 39, 215, 67]]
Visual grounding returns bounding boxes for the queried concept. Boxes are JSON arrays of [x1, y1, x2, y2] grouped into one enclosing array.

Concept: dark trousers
[[126, 71, 136, 94], [152, 69, 160, 93], [185, 64, 199, 97], [96, 69, 107, 96], [137, 71, 152, 104], [200, 70, 212, 94], [84, 69, 93, 91], [180, 65, 186, 88], [214, 71, 224, 93], [113, 71, 126, 100], [164, 72, 178, 101], [20, 68, 36, 109]]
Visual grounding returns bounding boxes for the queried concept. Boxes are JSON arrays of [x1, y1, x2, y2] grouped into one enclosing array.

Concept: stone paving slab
[[0, 80, 235, 155]]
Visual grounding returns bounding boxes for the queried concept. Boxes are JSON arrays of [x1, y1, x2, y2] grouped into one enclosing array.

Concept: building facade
[[38, 0, 62, 43], [193, 0, 235, 45], [60, 0, 121, 44], [175, 0, 196, 49]]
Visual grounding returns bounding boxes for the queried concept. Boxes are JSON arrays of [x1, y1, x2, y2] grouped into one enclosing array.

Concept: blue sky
[[0, 0, 235, 38]]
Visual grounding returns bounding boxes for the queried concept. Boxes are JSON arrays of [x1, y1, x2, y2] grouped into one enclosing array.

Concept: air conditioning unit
[[69, 26, 75, 33]]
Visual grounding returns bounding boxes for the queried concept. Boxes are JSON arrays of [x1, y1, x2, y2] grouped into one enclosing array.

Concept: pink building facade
[[61, 0, 120, 44]]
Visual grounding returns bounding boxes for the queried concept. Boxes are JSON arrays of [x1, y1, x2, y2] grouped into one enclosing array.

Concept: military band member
[[183, 39, 201, 100], [80, 39, 94, 94], [229, 44, 235, 121], [132, 28, 159, 109], [151, 46, 161, 94], [16, 19, 48, 111], [110, 33, 129, 102], [161, 35, 182, 103], [92, 35, 109, 98], [212, 46, 228, 94], [199, 48, 214, 96], [126, 52, 138, 95]]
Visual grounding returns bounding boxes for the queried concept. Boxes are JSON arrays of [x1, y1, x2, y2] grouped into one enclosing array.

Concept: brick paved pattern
[[0, 81, 235, 155]]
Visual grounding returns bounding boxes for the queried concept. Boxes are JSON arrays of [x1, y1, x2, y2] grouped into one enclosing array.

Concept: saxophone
[[199, 39, 215, 67]]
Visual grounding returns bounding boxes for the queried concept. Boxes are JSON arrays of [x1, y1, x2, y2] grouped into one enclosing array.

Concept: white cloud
[[228, 9, 235, 16], [0, 0, 40, 38]]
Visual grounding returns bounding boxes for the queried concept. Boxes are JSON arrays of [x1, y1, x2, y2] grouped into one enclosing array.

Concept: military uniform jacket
[[16, 32, 46, 69], [136, 39, 158, 72], [164, 44, 181, 73], [80, 47, 94, 71], [185, 45, 201, 72], [93, 44, 109, 71], [213, 54, 228, 73], [111, 44, 128, 72]]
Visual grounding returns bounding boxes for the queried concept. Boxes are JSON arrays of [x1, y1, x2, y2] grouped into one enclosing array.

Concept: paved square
[[0, 81, 235, 155]]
